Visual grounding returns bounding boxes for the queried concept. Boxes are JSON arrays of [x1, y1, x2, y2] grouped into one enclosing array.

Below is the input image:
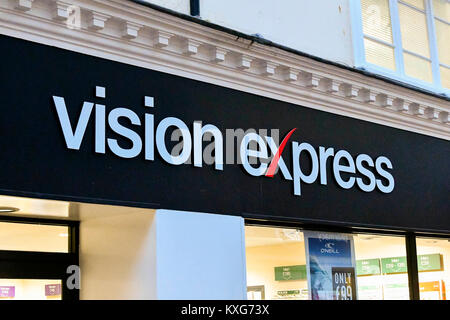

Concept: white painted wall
[[200, 0, 354, 66], [79, 204, 247, 300], [156, 209, 247, 300], [143, 0, 190, 14]]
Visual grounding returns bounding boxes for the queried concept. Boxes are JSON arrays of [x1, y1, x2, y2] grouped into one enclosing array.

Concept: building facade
[[0, 0, 448, 300]]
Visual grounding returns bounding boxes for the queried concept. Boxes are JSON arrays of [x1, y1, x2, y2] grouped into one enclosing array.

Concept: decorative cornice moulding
[[1, 0, 449, 140]]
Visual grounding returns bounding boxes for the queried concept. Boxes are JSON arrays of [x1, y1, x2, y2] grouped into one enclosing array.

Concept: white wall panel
[[200, 0, 353, 66], [142, 0, 190, 14], [79, 205, 247, 300], [156, 209, 247, 299]]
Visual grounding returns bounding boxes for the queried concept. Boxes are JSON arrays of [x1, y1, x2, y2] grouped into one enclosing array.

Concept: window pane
[[364, 38, 396, 70], [435, 19, 450, 65], [433, 0, 450, 21], [245, 226, 307, 300], [361, 0, 393, 43], [401, 0, 425, 10], [246, 227, 412, 300], [403, 52, 433, 82], [0, 279, 62, 300], [399, 3, 431, 58], [440, 66, 450, 88], [416, 237, 450, 300], [0, 222, 69, 253], [354, 234, 409, 300]]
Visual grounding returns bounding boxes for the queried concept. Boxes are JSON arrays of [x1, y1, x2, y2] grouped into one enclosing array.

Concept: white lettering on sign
[[52, 87, 395, 196]]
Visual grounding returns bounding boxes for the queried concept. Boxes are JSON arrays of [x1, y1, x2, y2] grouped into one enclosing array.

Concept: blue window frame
[[350, 0, 450, 97]]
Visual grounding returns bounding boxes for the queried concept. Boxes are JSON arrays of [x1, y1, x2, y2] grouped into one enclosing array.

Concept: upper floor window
[[353, 0, 449, 96]]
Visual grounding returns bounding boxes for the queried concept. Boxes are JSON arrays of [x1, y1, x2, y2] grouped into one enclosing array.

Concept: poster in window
[[304, 231, 357, 300], [332, 267, 357, 300]]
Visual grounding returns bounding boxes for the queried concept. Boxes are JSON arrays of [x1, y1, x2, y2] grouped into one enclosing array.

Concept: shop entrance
[[0, 218, 79, 300]]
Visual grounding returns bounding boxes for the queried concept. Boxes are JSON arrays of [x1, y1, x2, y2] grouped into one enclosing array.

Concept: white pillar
[[79, 206, 247, 300], [155, 209, 247, 300]]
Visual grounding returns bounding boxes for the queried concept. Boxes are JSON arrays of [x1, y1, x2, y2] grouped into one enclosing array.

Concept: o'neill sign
[[53, 86, 394, 197]]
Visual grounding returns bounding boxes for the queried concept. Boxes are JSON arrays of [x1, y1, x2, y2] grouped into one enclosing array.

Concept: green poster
[[381, 257, 408, 274], [356, 259, 381, 276], [274, 265, 307, 281], [417, 254, 442, 271], [380, 254, 442, 274]]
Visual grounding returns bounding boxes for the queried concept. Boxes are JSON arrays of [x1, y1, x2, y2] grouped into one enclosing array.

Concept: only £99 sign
[[332, 267, 357, 300]]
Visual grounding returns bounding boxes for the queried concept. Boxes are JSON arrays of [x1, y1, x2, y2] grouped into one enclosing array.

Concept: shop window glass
[[245, 226, 410, 300], [0, 222, 69, 253], [0, 279, 62, 300], [416, 237, 450, 300], [354, 234, 409, 300], [245, 226, 308, 300]]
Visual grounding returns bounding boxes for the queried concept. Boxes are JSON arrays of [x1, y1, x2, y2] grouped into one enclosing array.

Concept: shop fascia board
[[1, 0, 449, 140]]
